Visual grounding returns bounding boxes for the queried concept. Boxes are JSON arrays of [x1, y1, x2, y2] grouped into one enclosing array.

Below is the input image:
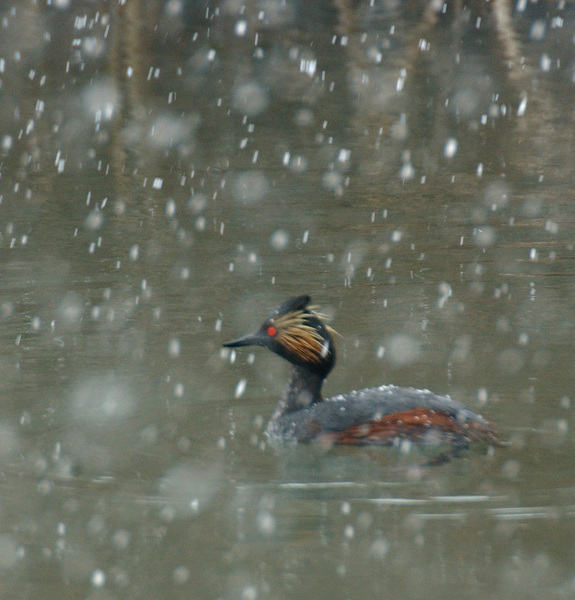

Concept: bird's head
[[223, 295, 338, 378]]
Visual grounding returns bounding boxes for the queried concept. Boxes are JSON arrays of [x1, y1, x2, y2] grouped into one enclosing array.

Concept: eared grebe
[[224, 295, 498, 450]]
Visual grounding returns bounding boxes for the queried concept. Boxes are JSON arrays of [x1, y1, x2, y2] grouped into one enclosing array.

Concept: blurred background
[[1, 0, 575, 598]]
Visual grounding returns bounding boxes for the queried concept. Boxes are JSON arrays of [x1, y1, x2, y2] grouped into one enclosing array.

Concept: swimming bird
[[224, 295, 498, 452]]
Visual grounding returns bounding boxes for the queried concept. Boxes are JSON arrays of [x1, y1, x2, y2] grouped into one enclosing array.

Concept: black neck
[[274, 364, 324, 415]]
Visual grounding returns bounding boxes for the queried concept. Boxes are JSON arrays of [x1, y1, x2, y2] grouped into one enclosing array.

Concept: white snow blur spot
[[1, 302, 14, 319], [232, 81, 269, 117], [56, 292, 85, 330], [451, 88, 479, 118], [256, 510, 276, 536], [483, 182, 510, 210], [517, 95, 527, 117], [437, 282, 452, 309], [1, 135, 13, 152], [300, 58, 317, 76], [82, 37, 106, 59], [270, 229, 290, 250], [91, 569, 106, 588], [289, 154, 308, 174], [148, 114, 198, 150], [337, 148, 351, 164], [399, 151, 415, 180], [529, 20, 546, 41], [391, 114, 408, 140], [164, 0, 184, 17], [443, 138, 458, 159], [387, 334, 421, 367], [234, 20, 248, 36], [369, 536, 389, 559], [158, 463, 221, 519], [111, 529, 130, 550], [187, 193, 207, 214], [501, 459, 521, 480], [399, 439, 412, 454], [0, 535, 24, 569], [70, 377, 135, 427], [168, 338, 181, 358], [322, 170, 344, 193], [165, 199, 176, 217], [367, 45, 383, 64], [540, 54, 551, 72], [82, 78, 122, 123], [294, 108, 314, 127], [84, 209, 104, 231], [241, 585, 259, 600], [234, 379, 247, 398], [233, 171, 269, 205], [396, 69, 406, 91], [173, 566, 191, 584], [472, 226, 496, 247]]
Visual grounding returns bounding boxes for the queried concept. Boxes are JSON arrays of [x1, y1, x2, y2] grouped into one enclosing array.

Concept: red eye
[[267, 326, 277, 337]]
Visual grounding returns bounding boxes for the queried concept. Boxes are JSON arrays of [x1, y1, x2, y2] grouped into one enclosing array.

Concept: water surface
[[1, 1, 575, 598]]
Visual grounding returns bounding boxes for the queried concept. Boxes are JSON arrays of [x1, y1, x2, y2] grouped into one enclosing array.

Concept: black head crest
[[224, 295, 338, 377], [271, 295, 312, 320]]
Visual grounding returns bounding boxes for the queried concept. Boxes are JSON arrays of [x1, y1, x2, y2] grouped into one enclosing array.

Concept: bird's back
[[267, 384, 497, 448]]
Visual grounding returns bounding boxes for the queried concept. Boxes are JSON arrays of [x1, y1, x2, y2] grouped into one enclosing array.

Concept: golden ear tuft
[[308, 305, 342, 340], [270, 306, 339, 364]]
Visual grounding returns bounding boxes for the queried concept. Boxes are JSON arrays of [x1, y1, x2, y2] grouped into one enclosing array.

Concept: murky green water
[[1, 1, 575, 598]]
